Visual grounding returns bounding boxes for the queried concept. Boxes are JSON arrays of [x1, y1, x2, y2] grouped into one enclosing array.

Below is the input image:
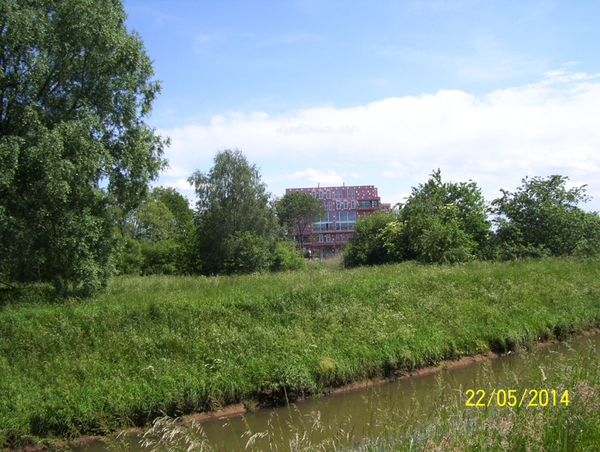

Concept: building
[[285, 184, 389, 259]]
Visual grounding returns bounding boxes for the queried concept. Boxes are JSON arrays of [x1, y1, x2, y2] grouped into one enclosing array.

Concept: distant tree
[[188, 150, 278, 275], [492, 175, 600, 258], [0, 0, 166, 294], [151, 187, 194, 238], [343, 211, 396, 267], [397, 169, 490, 263], [344, 170, 491, 267], [116, 187, 194, 275], [276, 191, 325, 255]]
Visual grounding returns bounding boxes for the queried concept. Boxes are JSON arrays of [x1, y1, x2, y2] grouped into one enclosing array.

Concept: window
[[329, 201, 332, 210], [319, 234, 323, 243], [351, 200, 355, 209], [326, 190, 330, 199], [326, 234, 331, 243], [358, 200, 378, 208], [341, 234, 345, 242], [336, 211, 356, 230], [336, 201, 341, 210], [333, 190, 337, 199], [336, 234, 339, 242], [313, 212, 334, 231], [344, 201, 348, 209], [352, 190, 355, 199], [311, 191, 315, 198], [319, 191, 323, 199]]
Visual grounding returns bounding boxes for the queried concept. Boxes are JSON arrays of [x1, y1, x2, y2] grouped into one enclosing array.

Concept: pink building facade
[[285, 185, 389, 259]]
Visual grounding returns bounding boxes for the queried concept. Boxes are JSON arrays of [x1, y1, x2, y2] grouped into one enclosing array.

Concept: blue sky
[[124, 0, 600, 211]]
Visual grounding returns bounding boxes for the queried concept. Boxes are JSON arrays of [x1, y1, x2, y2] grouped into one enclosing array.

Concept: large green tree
[[0, 0, 166, 294], [344, 170, 491, 267], [188, 149, 278, 275], [397, 169, 491, 263], [492, 175, 600, 258], [276, 190, 325, 255]]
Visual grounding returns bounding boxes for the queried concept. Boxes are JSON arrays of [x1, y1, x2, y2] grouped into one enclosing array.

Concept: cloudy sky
[[124, 0, 600, 211]]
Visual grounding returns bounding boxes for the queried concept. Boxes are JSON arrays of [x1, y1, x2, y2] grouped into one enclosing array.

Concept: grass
[[1, 257, 599, 447], [135, 335, 600, 451], [349, 335, 600, 451]]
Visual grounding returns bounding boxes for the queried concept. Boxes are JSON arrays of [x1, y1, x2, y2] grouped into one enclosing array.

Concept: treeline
[[344, 170, 600, 267], [115, 149, 307, 279]]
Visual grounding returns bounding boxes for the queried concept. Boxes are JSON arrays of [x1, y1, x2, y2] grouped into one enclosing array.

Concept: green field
[[1, 258, 599, 447]]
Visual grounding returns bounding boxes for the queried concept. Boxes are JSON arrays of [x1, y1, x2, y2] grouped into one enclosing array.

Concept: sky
[[124, 0, 600, 211]]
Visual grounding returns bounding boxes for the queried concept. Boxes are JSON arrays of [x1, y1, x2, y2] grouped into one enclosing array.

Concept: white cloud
[[158, 178, 194, 192], [283, 168, 344, 186], [159, 69, 600, 211]]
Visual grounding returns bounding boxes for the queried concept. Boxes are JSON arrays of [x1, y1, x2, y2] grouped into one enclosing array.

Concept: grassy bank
[[140, 334, 600, 452], [1, 258, 600, 447], [350, 334, 600, 452]]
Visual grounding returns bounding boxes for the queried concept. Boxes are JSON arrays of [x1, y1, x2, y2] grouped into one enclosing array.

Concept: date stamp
[[465, 389, 569, 407]]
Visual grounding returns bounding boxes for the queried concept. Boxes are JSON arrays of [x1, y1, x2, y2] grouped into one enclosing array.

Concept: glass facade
[[284, 185, 383, 258], [336, 211, 356, 230], [313, 212, 334, 231]]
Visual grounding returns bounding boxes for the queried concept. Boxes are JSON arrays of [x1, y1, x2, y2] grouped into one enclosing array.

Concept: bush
[[270, 241, 307, 272]]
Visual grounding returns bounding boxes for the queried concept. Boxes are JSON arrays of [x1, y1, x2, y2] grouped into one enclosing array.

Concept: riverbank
[[1, 258, 599, 448]]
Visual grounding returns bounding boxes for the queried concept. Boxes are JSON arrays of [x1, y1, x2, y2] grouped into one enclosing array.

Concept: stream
[[73, 333, 600, 451]]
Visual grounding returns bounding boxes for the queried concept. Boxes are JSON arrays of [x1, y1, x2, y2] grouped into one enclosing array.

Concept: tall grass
[[137, 336, 600, 451], [0, 258, 599, 447]]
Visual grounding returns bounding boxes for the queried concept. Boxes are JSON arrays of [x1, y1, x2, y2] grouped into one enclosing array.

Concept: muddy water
[[74, 333, 600, 451]]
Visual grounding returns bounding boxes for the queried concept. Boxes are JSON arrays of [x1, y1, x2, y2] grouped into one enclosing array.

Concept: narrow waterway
[[75, 333, 600, 451]]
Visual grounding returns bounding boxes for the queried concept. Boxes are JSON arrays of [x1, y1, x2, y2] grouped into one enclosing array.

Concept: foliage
[[343, 212, 397, 267], [344, 170, 490, 267], [0, 0, 166, 294], [397, 169, 490, 263], [492, 175, 600, 259], [188, 150, 278, 275], [269, 240, 307, 272], [116, 187, 194, 275], [276, 191, 325, 253]]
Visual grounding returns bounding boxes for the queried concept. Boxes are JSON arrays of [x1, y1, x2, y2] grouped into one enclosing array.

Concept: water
[[74, 333, 600, 451]]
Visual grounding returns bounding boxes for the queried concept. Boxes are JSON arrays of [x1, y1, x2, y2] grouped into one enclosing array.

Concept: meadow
[[1, 258, 599, 447]]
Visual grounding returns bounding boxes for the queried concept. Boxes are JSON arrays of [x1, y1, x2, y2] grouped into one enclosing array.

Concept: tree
[[0, 0, 166, 294], [396, 170, 490, 263], [492, 175, 600, 258], [188, 149, 278, 275], [343, 170, 491, 267], [343, 211, 396, 267], [276, 191, 325, 255], [116, 187, 194, 275]]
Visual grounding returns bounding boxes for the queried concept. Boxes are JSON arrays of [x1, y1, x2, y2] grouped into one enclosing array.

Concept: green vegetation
[[492, 175, 600, 259], [344, 170, 491, 268], [140, 335, 600, 452], [1, 258, 599, 447], [116, 187, 195, 276], [276, 190, 326, 256], [344, 172, 600, 268], [0, 0, 167, 295], [187, 149, 302, 275]]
